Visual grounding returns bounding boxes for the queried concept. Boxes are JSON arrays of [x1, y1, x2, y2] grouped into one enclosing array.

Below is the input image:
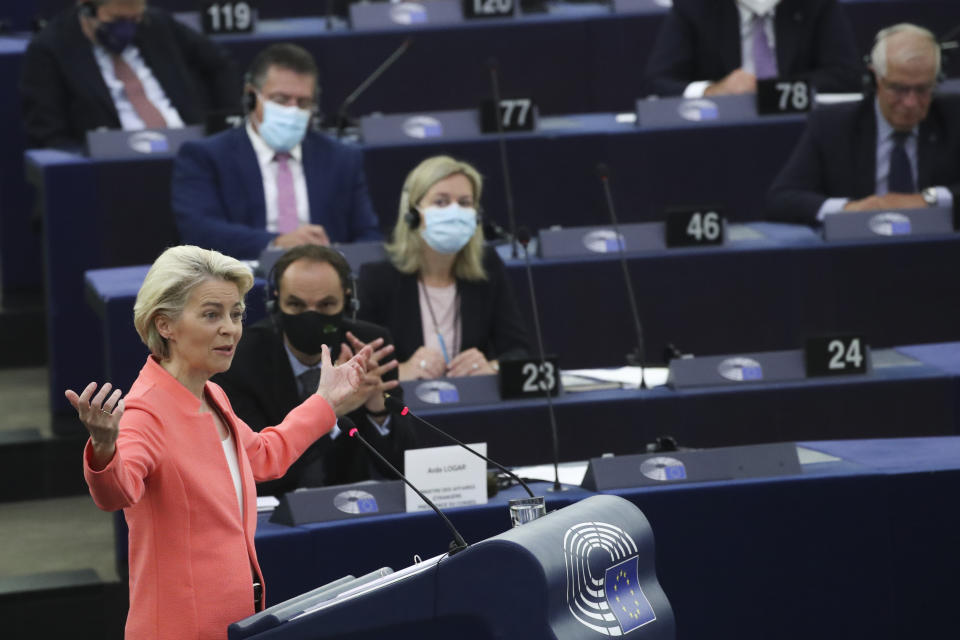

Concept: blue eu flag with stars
[[604, 556, 656, 633]]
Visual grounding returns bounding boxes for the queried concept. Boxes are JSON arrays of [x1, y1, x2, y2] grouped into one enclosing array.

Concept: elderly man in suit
[[20, 0, 239, 149], [171, 43, 382, 260], [214, 244, 418, 496], [643, 0, 861, 98], [766, 24, 960, 225]]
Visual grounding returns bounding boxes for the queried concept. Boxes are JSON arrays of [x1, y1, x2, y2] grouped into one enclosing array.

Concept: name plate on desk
[[404, 443, 488, 511], [201, 1, 256, 34], [636, 94, 761, 128], [360, 110, 480, 144], [349, 0, 463, 29], [463, 0, 516, 19], [538, 223, 665, 258], [756, 79, 812, 115], [400, 374, 501, 411], [805, 335, 871, 377], [270, 481, 405, 525], [822, 207, 955, 241], [611, 0, 672, 14], [86, 126, 204, 159], [499, 356, 560, 399], [667, 349, 806, 388], [581, 442, 801, 490], [665, 208, 725, 247], [479, 98, 537, 133]]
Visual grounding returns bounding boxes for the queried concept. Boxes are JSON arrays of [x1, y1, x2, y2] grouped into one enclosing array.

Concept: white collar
[[245, 119, 303, 163]]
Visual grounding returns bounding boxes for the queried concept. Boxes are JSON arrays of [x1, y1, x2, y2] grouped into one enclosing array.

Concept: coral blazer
[[84, 357, 335, 639]]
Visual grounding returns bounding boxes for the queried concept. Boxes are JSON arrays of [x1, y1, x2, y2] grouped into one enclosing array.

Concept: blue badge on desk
[[415, 380, 460, 404], [390, 2, 428, 24], [605, 557, 656, 633], [718, 357, 764, 382], [128, 131, 169, 154], [582, 229, 626, 253], [677, 99, 719, 122], [640, 456, 687, 482], [403, 115, 444, 139], [869, 212, 912, 236], [333, 489, 379, 515]]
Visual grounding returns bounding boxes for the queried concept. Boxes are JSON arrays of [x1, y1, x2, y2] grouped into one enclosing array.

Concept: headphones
[[242, 71, 323, 123], [265, 250, 360, 321]]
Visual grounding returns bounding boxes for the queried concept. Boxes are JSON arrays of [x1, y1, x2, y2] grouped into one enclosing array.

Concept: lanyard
[[419, 277, 460, 364]]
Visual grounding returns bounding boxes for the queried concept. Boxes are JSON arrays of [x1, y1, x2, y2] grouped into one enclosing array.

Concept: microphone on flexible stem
[[383, 394, 537, 498], [487, 57, 520, 258], [596, 163, 647, 388], [517, 226, 564, 493], [345, 417, 468, 554], [335, 38, 413, 139]]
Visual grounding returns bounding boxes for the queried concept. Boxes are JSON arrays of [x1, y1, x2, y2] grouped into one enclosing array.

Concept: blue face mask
[[421, 205, 478, 254], [95, 18, 138, 55], [258, 99, 311, 152]]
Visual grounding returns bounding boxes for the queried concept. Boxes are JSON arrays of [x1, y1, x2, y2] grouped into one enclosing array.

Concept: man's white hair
[[871, 23, 941, 79]]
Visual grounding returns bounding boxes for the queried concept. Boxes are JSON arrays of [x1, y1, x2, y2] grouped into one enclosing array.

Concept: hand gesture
[[446, 348, 495, 377], [64, 382, 124, 470], [314, 344, 369, 415], [398, 346, 446, 380], [345, 331, 400, 414]]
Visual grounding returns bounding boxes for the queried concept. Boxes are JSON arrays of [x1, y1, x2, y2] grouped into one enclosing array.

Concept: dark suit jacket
[[643, 0, 861, 97], [357, 247, 531, 364], [20, 7, 239, 149], [765, 95, 960, 225], [172, 126, 382, 259], [213, 316, 418, 496]]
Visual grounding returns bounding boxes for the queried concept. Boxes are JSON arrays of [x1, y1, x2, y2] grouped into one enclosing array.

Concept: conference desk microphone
[[383, 394, 540, 501], [344, 417, 468, 555], [517, 226, 565, 494], [486, 57, 520, 258], [334, 37, 413, 139], [596, 163, 647, 388]]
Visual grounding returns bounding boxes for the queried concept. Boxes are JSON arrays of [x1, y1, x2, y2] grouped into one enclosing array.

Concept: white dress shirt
[[683, 4, 777, 98], [91, 44, 184, 130], [246, 121, 311, 236]]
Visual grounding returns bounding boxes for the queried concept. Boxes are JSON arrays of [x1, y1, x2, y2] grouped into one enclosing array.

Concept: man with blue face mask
[[21, 0, 239, 148], [172, 43, 382, 260]]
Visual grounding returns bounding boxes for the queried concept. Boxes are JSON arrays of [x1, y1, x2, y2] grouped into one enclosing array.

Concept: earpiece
[[243, 90, 257, 115], [404, 208, 420, 229]]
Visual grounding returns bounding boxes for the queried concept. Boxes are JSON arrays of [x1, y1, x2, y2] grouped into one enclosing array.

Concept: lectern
[[229, 495, 674, 639]]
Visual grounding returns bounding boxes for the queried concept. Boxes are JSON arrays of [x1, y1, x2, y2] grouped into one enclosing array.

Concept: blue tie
[[888, 131, 915, 194]]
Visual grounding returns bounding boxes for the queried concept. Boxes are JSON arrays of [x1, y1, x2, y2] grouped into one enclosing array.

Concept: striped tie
[[111, 54, 167, 129]]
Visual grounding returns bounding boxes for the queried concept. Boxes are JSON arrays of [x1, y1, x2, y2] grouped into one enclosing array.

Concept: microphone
[[335, 38, 413, 138], [383, 394, 537, 498], [516, 226, 564, 493], [596, 163, 647, 386], [345, 417, 468, 554], [486, 57, 520, 258]]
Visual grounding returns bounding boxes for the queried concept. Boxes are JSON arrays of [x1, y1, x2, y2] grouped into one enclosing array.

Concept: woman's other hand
[[446, 348, 495, 377], [398, 346, 445, 380], [65, 382, 124, 471]]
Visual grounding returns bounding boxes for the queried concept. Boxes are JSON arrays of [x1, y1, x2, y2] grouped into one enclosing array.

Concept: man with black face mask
[[20, 0, 239, 148], [214, 244, 419, 496]]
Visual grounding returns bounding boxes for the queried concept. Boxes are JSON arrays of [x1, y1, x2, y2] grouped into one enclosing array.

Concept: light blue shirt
[[817, 99, 953, 221], [283, 342, 391, 438]]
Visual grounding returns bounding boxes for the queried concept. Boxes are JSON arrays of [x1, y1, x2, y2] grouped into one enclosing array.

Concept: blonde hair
[[133, 246, 254, 359], [871, 23, 941, 79], [385, 155, 487, 281]]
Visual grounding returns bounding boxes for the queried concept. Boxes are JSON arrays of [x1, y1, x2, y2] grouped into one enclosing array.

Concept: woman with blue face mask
[[357, 156, 531, 381]]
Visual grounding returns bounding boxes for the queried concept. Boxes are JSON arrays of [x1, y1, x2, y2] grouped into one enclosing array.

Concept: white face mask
[[738, 0, 780, 16]]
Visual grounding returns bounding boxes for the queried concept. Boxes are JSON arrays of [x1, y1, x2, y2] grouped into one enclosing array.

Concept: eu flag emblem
[[604, 556, 656, 633]]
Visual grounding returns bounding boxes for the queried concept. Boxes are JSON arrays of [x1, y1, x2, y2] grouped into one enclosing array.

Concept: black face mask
[[95, 18, 138, 55], [278, 311, 344, 356]]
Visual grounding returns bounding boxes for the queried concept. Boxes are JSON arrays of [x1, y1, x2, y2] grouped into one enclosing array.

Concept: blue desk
[[250, 437, 960, 638]]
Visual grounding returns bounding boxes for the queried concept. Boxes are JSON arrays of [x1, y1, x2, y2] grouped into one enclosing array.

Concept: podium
[[230, 495, 674, 639]]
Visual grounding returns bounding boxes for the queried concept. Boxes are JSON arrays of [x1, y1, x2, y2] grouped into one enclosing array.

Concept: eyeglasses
[[879, 79, 936, 99], [262, 92, 316, 111]]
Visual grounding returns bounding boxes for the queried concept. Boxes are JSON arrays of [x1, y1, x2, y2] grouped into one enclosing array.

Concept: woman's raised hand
[[314, 343, 371, 415], [65, 381, 124, 470]]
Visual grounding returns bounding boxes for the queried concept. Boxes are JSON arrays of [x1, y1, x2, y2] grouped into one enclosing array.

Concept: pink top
[[418, 282, 460, 361], [84, 356, 336, 639]]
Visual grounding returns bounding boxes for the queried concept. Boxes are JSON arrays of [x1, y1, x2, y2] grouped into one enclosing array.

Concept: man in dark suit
[[172, 43, 382, 260], [643, 0, 861, 98], [20, 0, 239, 149], [766, 24, 960, 225], [214, 245, 418, 496]]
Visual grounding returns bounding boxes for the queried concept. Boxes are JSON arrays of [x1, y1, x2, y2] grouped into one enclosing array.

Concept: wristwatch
[[922, 187, 938, 207]]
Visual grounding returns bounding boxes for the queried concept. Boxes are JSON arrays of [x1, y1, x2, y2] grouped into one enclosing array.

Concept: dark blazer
[[20, 7, 239, 149], [643, 0, 861, 97], [213, 316, 418, 496], [172, 126, 382, 259], [765, 95, 960, 225], [357, 247, 531, 364]]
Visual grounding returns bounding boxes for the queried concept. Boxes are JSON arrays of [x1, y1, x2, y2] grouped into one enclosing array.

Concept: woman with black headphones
[[358, 155, 530, 380]]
